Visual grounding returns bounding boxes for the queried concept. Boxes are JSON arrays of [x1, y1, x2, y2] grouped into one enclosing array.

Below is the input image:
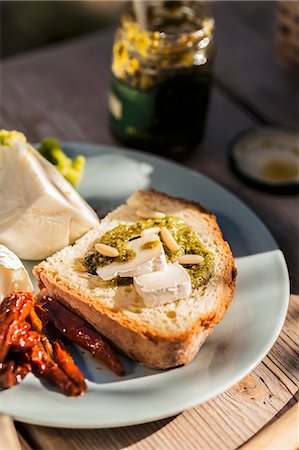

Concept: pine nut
[[160, 227, 180, 252], [175, 254, 204, 265], [140, 227, 160, 236], [136, 209, 165, 219], [95, 243, 119, 257]]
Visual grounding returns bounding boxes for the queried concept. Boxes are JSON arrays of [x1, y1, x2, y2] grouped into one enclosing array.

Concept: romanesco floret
[[38, 138, 85, 187]]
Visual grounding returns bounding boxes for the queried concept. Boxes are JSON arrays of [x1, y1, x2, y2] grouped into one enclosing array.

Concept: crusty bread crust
[[34, 190, 236, 370]]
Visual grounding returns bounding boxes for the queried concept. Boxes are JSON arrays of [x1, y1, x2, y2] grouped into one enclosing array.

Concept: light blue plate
[[0, 144, 289, 428]]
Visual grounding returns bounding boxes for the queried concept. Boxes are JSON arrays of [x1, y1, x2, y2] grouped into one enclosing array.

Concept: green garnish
[[38, 138, 85, 187]]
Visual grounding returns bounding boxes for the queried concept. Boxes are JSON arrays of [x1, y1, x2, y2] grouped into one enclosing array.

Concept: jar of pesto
[[108, 1, 215, 159]]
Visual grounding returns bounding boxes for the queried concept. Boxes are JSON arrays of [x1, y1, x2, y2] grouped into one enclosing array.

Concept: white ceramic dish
[[0, 144, 289, 428]]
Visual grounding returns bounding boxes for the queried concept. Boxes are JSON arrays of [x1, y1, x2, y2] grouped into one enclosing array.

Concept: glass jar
[[108, 1, 215, 160]]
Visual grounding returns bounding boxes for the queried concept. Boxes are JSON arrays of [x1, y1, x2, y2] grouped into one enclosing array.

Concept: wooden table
[[1, 2, 298, 449]]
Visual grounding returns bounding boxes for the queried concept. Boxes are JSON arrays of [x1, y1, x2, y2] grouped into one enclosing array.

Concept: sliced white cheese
[[133, 262, 192, 307], [0, 131, 99, 260], [0, 245, 34, 302], [96, 233, 167, 280]]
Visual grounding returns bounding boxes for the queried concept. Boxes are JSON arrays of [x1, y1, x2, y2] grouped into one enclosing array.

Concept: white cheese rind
[[96, 234, 167, 280], [0, 134, 99, 259], [133, 263, 192, 307], [0, 245, 34, 302]]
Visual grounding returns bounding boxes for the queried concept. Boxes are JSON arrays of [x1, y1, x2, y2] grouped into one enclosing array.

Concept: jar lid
[[229, 127, 299, 194]]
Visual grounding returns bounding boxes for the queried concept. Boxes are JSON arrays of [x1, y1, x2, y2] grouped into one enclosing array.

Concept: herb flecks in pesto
[[84, 242, 136, 276], [83, 216, 214, 289], [141, 240, 160, 250], [103, 277, 132, 288]]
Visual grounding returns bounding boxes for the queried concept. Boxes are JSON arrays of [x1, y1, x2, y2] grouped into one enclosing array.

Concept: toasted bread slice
[[33, 190, 236, 369]]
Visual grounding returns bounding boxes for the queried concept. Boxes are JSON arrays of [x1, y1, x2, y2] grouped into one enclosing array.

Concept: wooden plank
[[0, 414, 21, 450], [1, 31, 298, 292], [0, 30, 115, 144], [16, 296, 299, 450], [240, 403, 299, 450], [211, 1, 298, 128]]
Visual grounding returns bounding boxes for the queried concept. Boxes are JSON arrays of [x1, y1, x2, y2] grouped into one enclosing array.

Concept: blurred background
[[1, 1, 297, 155], [1, 1, 124, 59]]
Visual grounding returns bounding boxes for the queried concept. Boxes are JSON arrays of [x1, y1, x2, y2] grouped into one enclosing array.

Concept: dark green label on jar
[[109, 73, 211, 155]]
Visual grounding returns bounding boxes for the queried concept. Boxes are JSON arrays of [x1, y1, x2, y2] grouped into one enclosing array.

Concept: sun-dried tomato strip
[[42, 296, 124, 376], [30, 304, 86, 396], [0, 292, 87, 396], [10, 322, 39, 350], [53, 342, 87, 394], [0, 292, 36, 363], [0, 354, 31, 391], [30, 341, 85, 397]]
